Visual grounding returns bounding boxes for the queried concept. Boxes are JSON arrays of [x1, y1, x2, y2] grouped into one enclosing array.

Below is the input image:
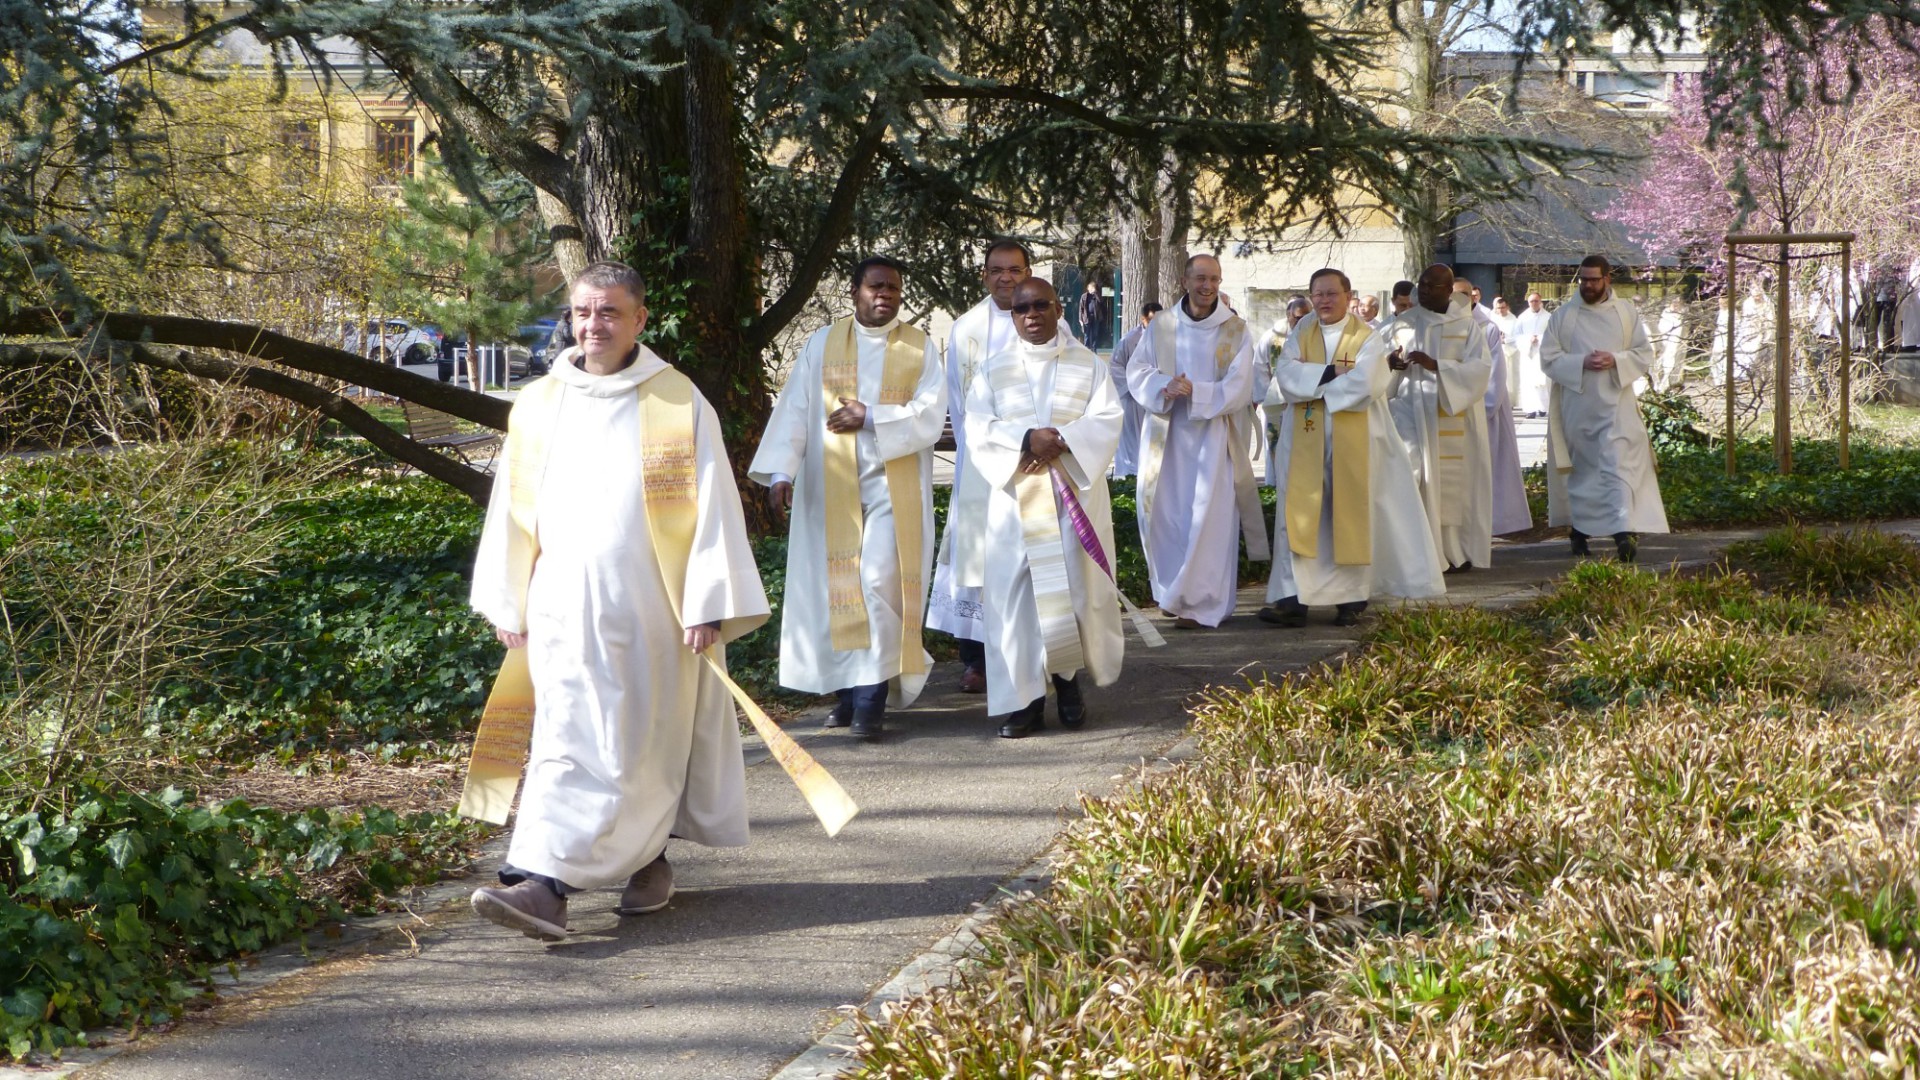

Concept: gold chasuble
[[983, 346, 1097, 676], [1287, 315, 1374, 564], [1141, 312, 1270, 561], [821, 317, 929, 675]]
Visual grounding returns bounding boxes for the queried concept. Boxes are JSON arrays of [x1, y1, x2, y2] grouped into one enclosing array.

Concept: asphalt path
[[71, 524, 1821, 1080]]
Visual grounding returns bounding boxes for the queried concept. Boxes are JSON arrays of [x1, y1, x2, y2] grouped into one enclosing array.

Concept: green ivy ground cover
[[8, 403, 1920, 1063]]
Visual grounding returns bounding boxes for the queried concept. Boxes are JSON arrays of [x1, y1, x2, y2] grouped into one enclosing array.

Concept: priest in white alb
[[1107, 301, 1161, 479], [750, 256, 946, 738], [1259, 268, 1444, 629], [1126, 254, 1269, 628], [931, 238, 1031, 697], [466, 261, 770, 942], [1461, 279, 1532, 536], [960, 278, 1125, 738], [1512, 292, 1552, 417], [1388, 264, 1494, 572], [1541, 255, 1669, 562]]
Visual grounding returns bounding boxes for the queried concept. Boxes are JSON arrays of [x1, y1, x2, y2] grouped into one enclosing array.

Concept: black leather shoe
[[1333, 601, 1366, 627], [1053, 677, 1086, 730], [998, 699, 1044, 739], [849, 707, 884, 740], [823, 699, 852, 729], [1569, 529, 1591, 557], [1614, 531, 1639, 564], [1445, 560, 1474, 575], [1257, 600, 1308, 628]]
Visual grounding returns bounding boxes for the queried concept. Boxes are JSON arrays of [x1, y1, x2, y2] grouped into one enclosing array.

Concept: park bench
[[401, 400, 502, 472]]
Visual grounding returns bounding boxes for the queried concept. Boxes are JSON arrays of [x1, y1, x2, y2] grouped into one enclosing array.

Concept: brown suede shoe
[[616, 854, 674, 915], [958, 667, 987, 694], [471, 880, 568, 941]]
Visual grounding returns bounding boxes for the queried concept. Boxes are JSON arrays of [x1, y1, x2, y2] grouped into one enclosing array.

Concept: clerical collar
[[572, 344, 641, 373], [854, 316, 901, 337]]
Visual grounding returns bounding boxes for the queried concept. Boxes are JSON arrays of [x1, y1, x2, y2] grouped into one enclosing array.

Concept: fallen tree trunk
[[1, 309, 511, 430], [0, 342, 495, 505]]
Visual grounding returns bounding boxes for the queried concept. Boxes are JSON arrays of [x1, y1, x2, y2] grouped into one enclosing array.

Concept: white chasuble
[[748, 317, 946, 703], [469, 349, 770, 889], [929, 297, 1014, 642], [1267, 317, 1444, 607], [1540, 293, 1670, 536], [1478, 306, 1533, 535], [1125, 299, 1267, 627], [1386, 297, 1495, 569], [964, 336, 1125, 716]]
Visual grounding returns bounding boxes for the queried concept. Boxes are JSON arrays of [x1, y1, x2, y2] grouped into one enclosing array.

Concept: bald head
[[1417, 263, 1455, 314], [1011, 277, 1062, 345]]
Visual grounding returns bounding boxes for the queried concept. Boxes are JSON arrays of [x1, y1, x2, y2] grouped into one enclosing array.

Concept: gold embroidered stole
[[1139, 310, 1270, 561], [821, 317, 928, 675], [984, 344, 1096, 677], [1286, 315, 1374, 564], [457, 369, 703, 824]]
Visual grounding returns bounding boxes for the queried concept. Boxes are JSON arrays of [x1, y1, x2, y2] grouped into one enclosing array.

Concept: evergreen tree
[[377, 159, 549, 390]]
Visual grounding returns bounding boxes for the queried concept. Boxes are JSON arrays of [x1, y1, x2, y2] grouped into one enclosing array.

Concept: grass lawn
[[848, 527, 1920, 1076]]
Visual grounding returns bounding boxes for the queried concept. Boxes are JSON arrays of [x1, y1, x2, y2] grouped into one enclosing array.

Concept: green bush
[[0, 786, 483, 1060]]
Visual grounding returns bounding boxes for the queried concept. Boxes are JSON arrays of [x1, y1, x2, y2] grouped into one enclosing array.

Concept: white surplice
[[1387, 296, 1495, 569], [1540, 291, 1670, 536], [1266, 317, 1445, 607], [1126, 298, 1260, 627], [928, 297, 1014, 643], [748, 318, 946, 703], [471, 350, 771, 890], [1478, 305, 1533, 535], [1256, 321, 1291, 486], [1512, 307, 1552, 414], [963, 335, 1125, 716], [1108, 324, 1147, 478]]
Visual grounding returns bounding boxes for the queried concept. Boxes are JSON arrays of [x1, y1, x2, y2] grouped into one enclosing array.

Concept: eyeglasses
[[1010, 300, 1056, 315]]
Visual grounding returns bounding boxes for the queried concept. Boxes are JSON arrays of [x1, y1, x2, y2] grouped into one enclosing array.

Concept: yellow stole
[[457, 369, 700, 824], [820, 317, 928, 675], [983, 343, 1096, 676], [1286, 315, 1374, 564], [1139, 309, 1271, 561]]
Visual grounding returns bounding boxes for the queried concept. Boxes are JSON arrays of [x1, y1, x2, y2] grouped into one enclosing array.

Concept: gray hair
[[573, 261, 647, 305]]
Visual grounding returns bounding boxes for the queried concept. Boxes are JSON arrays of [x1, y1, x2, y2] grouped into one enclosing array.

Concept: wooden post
[[1840, 240, 1853, 470], [1775, 243, 1792, 474], [1726, 240, 1738, 477]]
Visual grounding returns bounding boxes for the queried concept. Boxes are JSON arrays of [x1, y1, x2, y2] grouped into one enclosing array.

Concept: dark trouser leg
[[1569, 527, 1591, 556], [1258, 594, 1308, 628], [498, 866, 578, 896], [1052, 673, 1086, 729], [957, 637, 985, 673], [848, 681, 888, 738], [1613, 531, 1638, 563]]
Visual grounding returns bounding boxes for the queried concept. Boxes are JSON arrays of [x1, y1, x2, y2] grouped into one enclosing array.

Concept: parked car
[[342, 318, 438, 368]]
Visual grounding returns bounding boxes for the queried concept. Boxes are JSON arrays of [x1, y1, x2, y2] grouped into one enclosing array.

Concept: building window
[[1589, 71, 1663, 109], [281, 120, 321, 179], [373, 118, 415, 184]]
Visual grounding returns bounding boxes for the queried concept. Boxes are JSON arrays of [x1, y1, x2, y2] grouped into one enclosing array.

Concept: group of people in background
[[458, 241, 1672, 941]]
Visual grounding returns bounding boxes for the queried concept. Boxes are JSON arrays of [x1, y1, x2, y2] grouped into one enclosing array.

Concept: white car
[[343, 319, 439, 368]]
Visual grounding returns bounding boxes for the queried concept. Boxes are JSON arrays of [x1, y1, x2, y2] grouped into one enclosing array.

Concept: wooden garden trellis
[[1722, 231, 1855, 477]]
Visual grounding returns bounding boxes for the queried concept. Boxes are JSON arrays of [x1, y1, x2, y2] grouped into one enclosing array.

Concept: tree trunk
[[1155, 150, 1191, 304], [1115, 199, 1161, 314]]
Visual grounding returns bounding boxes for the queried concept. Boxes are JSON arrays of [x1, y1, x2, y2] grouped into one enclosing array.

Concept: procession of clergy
[[461, 244, 1670, 940]]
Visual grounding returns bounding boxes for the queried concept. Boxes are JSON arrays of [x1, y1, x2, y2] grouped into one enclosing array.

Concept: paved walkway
[[62, 525, 1846, 1080]]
